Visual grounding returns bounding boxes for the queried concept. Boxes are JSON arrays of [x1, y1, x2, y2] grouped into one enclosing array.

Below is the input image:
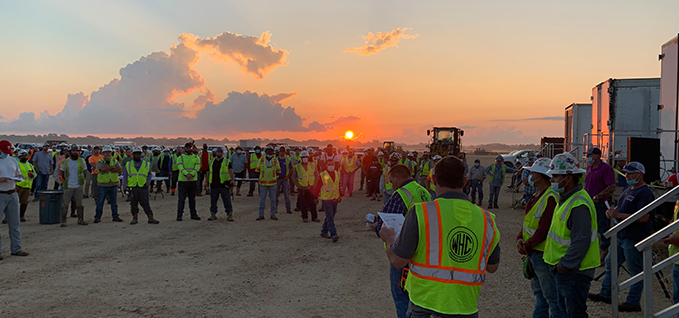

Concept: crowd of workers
[[3, 138, 679, 317]]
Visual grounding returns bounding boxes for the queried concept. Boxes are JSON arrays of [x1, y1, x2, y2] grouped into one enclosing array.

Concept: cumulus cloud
[[179, 31, 288, 79], [324, 115, 360, 128], [345, 28, 419, 56]]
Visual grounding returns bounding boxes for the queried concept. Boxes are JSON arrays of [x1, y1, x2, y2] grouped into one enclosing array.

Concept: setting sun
[[345, 131, 354, 139]]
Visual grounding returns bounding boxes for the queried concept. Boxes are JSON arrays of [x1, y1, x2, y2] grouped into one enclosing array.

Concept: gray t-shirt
[[96, 159, 122, 187], [60, 159, 81, 189]]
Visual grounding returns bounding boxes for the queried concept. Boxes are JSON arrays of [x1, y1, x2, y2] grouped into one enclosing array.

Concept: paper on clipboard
[[1, 176, 24, 182], [604, 201, 618, 225], [378, 212, 405, 237]]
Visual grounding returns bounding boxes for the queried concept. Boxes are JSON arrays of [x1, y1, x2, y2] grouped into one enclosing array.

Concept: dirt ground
[[0, 155, 673, 317]]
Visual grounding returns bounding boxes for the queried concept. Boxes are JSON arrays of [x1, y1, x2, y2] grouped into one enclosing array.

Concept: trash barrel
[[38, 190, 63, 224]]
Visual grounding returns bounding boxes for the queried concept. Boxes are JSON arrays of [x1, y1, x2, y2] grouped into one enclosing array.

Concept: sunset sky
[[1, 1, 679, 144]]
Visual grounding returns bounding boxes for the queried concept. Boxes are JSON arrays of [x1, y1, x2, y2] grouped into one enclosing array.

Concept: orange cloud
[[345, 28, 419, 56], [179, 31, 288, 79]]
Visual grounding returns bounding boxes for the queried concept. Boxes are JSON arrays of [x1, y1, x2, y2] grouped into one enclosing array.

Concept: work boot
[[93, 218, 101, 223], [226, 213, 234, 222], [312, 218, 321, 222], [294, 207, 300, 212], [1, 219, 6, 224], [77, 219, 88, 226], [247, 193, 254, 197], [320, 233, 331, 238], [256, 216, 265, 221], [130, 214, 138, 225], [176, 216, 183, 221], [112, 217, 123, 222], [286, 210, 292, 214], [587, 293, 611, 304], [191, 214, 201, 220], [619, 302, 641, 312], [487, 205, 493, 209], [208, 213, 217, 221], [303, 218, 309, 223], [20, 204, 27, 222], [147, 214, 159, 224], [332, 235, 340, 243], [493, 203, 499, 209], [270, 215, 278, 220]]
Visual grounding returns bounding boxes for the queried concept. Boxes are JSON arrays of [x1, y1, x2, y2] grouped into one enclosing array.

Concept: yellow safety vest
[[208, 157, 231, 184], [384, 166, 393, 191], [669, 201, 679, 264], [543, 188, 600, 270], [171, 154, 180, 171], [522, 188, 558, 252], [177, 154, 200, 182], [250, 153, 262, 170], [395, 180, 431, 211], [489, 164, 506, 184], [62, 158, 85, 189], [341, 155, 358, 173], [257, 157, 280, 186], [97, 159, 120, 184], [320, 170, 340, 200], [428, 169, 435, 191], [17, 161, 35, 189], [406, 199, 500, 315], [421, 160, 433, 175], [126, 160, 150, 188], [296, 162, 316, 187]]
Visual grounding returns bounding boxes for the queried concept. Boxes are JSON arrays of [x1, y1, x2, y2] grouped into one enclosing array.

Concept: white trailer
[[660, 35, 679, 177], [239, 139, 260, 149], [590, 78, 660, 160], [564, 103, 592, 154]]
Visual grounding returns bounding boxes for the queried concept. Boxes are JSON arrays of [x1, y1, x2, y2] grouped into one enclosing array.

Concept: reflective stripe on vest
[[126, 160, 150, 187], [97, 159, 119, 184], [320, 170, 340, 200], [177, 154, 199, 182], [296, 163, 316, 187], [395, 181, 432, 212], [208, 157, 231, 184], [17, 162, 34, 188], [258, 158, 279, 186], [250, 153, 260, 170], [489, 164, 506, 184], [521, 188, 558, 251]]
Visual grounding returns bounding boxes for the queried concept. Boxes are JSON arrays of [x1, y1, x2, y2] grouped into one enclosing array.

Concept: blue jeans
[[321, 200, 338, 236], [276, 179, 291, 212], [594, 201, 610, 252], [34, 173, 50, 199], [488, 184, 501, 205], [470, 180, 483, 202], [554, 270, 592, 318], [530, 253, 564, 318], [390, 264, 409, 318], [95, 186, 119, 219], [0, 192, 22, 254], [259, 185, 277, 216], [210, 187, 232, 214], [599, 238, 643, 306], [248, 170, 259, 195]]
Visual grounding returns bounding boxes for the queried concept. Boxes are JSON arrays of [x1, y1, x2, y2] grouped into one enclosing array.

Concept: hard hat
[[274, 146, 280, 151], [132, 147, 142, 153], [389, 152, 400, 160], [213, 146, 225, 152], [308, 148, 314, 154], [300, 151, 309, 157], [407, 152, 414, 157], [265, 145, 273, 150], [433, 155, 442, 160], [614, 153, 627, 161], [102, 146, 113, 152], [18, 149, 29, 156], [378, 151, 384, 156], [546, 153, 585, 175], [142, 144, 148, 148], [302, 145, 307, 149], [153, 146, 161, 151], [341, 149, 348, 154], [495, 155, 504, 161], [163, 148, 170, 152], [423, 151, 429, 155], [524, 158, 552, 177], [69, 144, 79, 151]]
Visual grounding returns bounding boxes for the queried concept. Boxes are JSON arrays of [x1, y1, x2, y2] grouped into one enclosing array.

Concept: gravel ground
[[0, 155, 673, 317]]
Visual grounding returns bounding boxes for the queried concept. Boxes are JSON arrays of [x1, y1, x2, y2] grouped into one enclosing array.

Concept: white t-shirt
[[60, 158, 81, 189], [0, 156, 21, 191]]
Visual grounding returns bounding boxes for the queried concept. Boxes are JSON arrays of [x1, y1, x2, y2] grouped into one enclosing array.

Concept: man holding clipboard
[[0, 140, 30, 260]]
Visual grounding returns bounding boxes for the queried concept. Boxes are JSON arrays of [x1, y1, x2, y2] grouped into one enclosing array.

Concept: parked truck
[[564, 103, 592, 154], [239, 139, 260, 149]]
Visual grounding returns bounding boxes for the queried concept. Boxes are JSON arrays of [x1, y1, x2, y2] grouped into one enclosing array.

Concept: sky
[[1, 0, 679, 145]]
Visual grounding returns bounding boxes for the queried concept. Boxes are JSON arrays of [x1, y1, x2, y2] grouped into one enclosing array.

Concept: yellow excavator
[[427, 127, 464, 157]]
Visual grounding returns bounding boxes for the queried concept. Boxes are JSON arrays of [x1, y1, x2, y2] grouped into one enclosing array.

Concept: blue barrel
[[38, 190, 62, 224]]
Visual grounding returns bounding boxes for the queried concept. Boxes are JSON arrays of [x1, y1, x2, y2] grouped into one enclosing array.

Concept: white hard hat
[[300, 151, 309, 157], [614, 153, 627, 161], [341, 149, 348, 154], [433, 155, 442, 160], [18, 149, 28, 156], [265, 145, 273, 150], [524, 158, 552, 177], [102, 146, 113, 152], [274, 146, 280, 151], [163, 148, 170, 152], [378, 151, 384, 156], [214, 146, 225, 152], [308, 148, 314, 154], [133, 147, 142, 153], [546, 153, 586, 175]]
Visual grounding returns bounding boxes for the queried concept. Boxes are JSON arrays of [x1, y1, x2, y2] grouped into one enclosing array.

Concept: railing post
[[644, 247, 654, 318], [611, 231, 619, 318]]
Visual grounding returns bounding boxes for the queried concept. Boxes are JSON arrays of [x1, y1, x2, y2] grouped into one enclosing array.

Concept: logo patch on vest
[[447, 226, 478, 263]]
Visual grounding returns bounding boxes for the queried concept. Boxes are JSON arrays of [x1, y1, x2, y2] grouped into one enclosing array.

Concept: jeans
[[90, 176, 98, 199], [171, 171, 179, 190], [470, 180, 483, 202], [407, 302, 478, 318], [248, 170, 259, 195], [84, 170, 92, 197], [177, 181, 197, 217], [276, 179, 291, 212], [390, 263, 409, 318], [595, 201, 610, 251], [554, 270, 592, 318], [599, 238, 643, 306], [0, 192, 22, 254], [234, 171, 246, 189], [210, 187, 233, 214], [198, 170, 208, 192], [488, 184, 501, 205], [129, 187, 153, 215], [259, 185, 277, 216], [321, 200, 338, 236], [299, 188, 317, 220], [95, 186, 119, 219], [342, 170, 355, 195], [530, 253, 564, 318], [34, 173, 51, 199]]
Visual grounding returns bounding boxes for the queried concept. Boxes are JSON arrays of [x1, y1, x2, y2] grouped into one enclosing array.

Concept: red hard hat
[[0, 140, 12, 155]]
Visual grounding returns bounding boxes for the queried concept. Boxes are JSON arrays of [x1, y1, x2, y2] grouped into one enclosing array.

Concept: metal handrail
[[603, 186, 679, 318]]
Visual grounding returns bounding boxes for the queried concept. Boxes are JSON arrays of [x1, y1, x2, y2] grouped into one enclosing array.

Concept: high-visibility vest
[[669, 201, 679, 264], [17, 161, 35, 188], [379, 158, 385, 168], [126, 160, 150, 188], [522, 188, 559, 252], [421, 160, 433, 175], [62, 158, 85, 189], [171, 154, 180, 171], [282, 156, 292, 177], [257, 157, 280, 186], [489, 164, 506, 184], [341, 155, 358, 173], [320, 170, 340, 200], [97, 159, 120, 184], [208, 157, 231, 184], [543, 188, 600, 270], [395, 181, 431, 211], [384, 166, 393, 191], [428, 169, 435, 191], [405, 199, 500, 315], [177, 154, 200, 182], [159, 154, 171, 170], [250, 153, 262, 170], [296, 162, 316, 187]]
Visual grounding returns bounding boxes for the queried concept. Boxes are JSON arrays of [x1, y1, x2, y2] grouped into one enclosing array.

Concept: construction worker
[[276, 148, 292, 214], [318, 160, 341, 242], [256, 146, 281, 220], [230, 146, 247, 196], [380, 153, 400, 202], [157, 148, 172, 194], [467, 158, 485, 205], [661, 195, 679, 313], [425, 155, 442, 200], [87, 146, 103, 200], [543, 152, 600, 318], [198, 143, 211, 196], [149, 146, 161, 193], [94, 146, 123, 223], [379, 156, 500, 317], [485, 155, 515, 209], [247, 146, 263, 197], [141, 144, 150, 161], [15, 150, 35, 222], [584, 147, 616, 261], [290, 147, 302, 194], [292, 151, 320, 223], [418, 151, 434, 187], [340, 148, 359, 197], [208, 146, 234, 221], [122, 147, 159, 225], [31, 143, 53, 202], [402, 152, 418, 179], [0, 140, 30, 259], [59, 144, 88, 227], [378, 151, 385, 168], [170, 146, 182, 196], [515, 158, 563, 318], [373, 164, 431, 318], [176, 142, 201, 221]]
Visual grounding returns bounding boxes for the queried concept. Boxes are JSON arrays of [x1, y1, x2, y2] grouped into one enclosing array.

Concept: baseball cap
[[622, 162, 645, 174], [584, 148, 602, 155], [0, 140, 12, 154]]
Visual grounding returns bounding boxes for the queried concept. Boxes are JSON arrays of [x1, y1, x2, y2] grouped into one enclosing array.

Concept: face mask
[[587, 157, 594, 164], [627, 179, 638, 186], [302, 158, 308, 163], [0, 153, 7, 159], [266, 154, 273, 159], [20, 158, 27, 163], [551, 178, 566, 193], [474, 163, 480, 167], [255, 150, 261, 154], [327, 166, 335, 172], [528, 176, 535, 187], [142, 153, 146, 157], [236, 150, 242, 154]]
